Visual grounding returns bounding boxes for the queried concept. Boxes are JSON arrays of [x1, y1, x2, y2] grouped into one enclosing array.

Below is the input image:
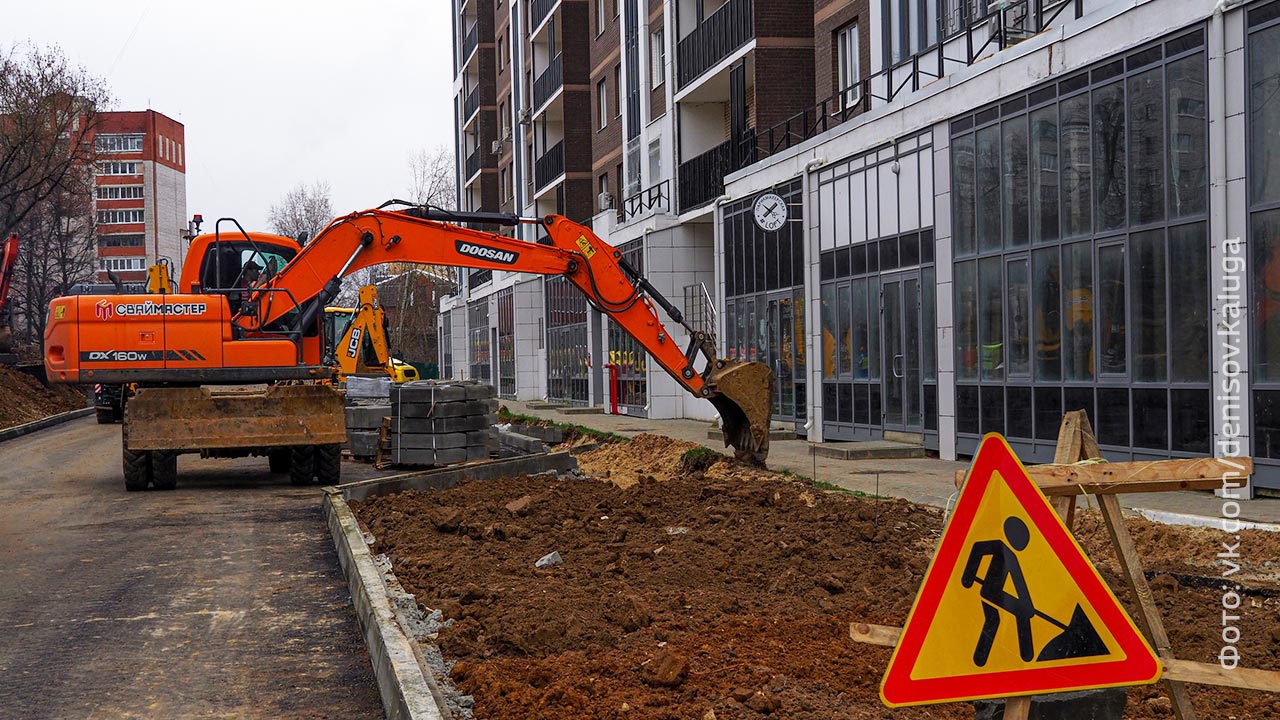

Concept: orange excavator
[[44, 204, 774, 490]]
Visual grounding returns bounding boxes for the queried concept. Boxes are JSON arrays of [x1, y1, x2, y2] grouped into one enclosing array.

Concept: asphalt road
[[0, 416, 386, 719]]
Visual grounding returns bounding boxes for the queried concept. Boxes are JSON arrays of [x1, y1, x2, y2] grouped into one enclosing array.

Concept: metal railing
[[460, 22, 479, 65], [530, 0, 558, 34], [740, 0, 1081, 165], [532, 54, 563, 113], [465, 148, 481, 181], [463, 86, 480, 122], [683, 283, 718, 344], [619, 180, 670, 222], [677, 140, 734, 213], [534, 140, 565, 191], [676, 0, 753, 89]]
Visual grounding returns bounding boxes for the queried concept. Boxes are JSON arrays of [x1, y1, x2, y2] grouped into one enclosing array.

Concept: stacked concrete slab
[[390, 380, 498, 466], [345, 403, 391, 459]]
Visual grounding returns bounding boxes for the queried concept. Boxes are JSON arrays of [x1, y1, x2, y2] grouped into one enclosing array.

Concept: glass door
[[882, 271, 924, 433]]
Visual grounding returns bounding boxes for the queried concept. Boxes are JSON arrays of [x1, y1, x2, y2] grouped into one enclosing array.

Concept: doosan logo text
[[455, 240, 518, 265]]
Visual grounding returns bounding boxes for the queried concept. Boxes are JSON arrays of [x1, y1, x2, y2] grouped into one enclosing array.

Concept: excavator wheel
[[123, 448, 151, 492], [314, 444, 342, 486], [268, 448, 292, 474], [122, 418, 151, 491], [289, 446, 315, 486], [151, 451, 178, 491]]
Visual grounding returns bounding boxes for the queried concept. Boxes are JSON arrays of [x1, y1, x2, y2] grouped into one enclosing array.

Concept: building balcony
[[460, 23, 479, 66], [463, 86, 480, 124], [619, 180, 671, 222], [532, 54, 563, 116], [676, 0, 753, 90], [465, 148, 482, 182], [534, 140, 565, 193], [677, 140, 734, 213], [530, 0, 559, 36]]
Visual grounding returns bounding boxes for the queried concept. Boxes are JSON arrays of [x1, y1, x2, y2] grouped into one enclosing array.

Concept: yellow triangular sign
[[880, 434, 1161, 706]]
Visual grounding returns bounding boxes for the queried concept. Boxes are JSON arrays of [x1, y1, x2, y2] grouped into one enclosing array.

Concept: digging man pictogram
[[961, 516, 1109, 667], [962, 516, 1036, 666]]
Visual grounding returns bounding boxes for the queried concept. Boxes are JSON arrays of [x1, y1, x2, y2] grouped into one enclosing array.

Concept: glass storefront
[[545, 275, 589, 404], [467, 298, 491, 383], [950, 28, 1210, 460], [722, 180, 807, 426], [607, 239, 648, 414], [496, 288, 516, 398], [816, 131, 938, 443], [1249, 2, 1280, 467]]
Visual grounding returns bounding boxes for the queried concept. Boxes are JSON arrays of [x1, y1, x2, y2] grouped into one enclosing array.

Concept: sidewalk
[[501, 400, 1280, 528]]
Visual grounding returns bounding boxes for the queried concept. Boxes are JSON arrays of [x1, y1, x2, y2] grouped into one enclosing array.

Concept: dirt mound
[[0, 366, 86, 429], [575, 433, 773, 488], [353, 442, 1280, 720]]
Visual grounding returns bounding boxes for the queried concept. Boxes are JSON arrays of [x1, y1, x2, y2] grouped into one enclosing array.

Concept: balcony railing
[[676, 0, 753, 89], [737, 0, 1082, 166], [740, 87, 867, 166], [460, 23, 479, 65], [678, 140, 734, 213], [463, 86, 480, 122], [534, 140, 565, 191], [530, 0, 557, 33], [620, 180, 671, 222], [465, 148, 481, 180], [532, 54, 563, 113]]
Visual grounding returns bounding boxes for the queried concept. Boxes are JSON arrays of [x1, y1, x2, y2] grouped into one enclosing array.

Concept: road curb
[[0, 407, 93, 444], [1131, 507, 1280, 532], [323, 491, 447, 720]]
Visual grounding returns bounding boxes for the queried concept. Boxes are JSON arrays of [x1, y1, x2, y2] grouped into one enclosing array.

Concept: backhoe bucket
[[705, 360, 775, 467]]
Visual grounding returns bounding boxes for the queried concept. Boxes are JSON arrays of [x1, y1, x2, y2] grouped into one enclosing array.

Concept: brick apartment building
[[446, 0, 1280, 495], [93, 110, 188, 284]]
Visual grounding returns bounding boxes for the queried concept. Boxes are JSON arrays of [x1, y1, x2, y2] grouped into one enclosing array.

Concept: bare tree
[[267, 181, 333, 244], [0, 43, 109, 235], [380, 147, 461, 371], [0, 43, 109, 357], [407, 146, 457, 209], [10, 169, 96, 351]]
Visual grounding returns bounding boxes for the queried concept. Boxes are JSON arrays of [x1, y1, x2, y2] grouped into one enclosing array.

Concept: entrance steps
[[527, 401, 567, 410], [809, 440, 927, 461], [558, 406, 605, 415]]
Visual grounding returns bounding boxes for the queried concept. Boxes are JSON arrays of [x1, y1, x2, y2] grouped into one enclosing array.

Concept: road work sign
[[879, 434, 1161, 706]]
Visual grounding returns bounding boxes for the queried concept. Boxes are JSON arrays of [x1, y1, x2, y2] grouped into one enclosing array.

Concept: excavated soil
[[0, 366, 87, 429], [353, 435, 1280, 719]]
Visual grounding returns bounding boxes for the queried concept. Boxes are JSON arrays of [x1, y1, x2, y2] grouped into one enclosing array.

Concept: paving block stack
[[345, 403, 391, 459], [390, 380, 498, 466]]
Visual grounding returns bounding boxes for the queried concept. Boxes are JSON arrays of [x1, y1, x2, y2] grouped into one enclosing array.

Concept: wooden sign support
[[850, 411, 1273, 719]]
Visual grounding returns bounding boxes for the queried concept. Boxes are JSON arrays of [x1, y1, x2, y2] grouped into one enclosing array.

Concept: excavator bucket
[[705, 359, 775, 467]]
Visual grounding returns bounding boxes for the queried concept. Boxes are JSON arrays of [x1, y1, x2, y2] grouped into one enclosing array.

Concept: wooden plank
[[1099, 494, 1198, 720], [1004, 695, 1032, 720], [849, 622, 900, 647], [1054, 411, 1085, 465], [1163, 658, 1280, 691], [953, 457, 1252, 495], [1051, 494, 1077, 528]]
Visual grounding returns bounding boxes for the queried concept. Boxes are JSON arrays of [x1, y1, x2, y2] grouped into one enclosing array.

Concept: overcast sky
[[2, 0, 454, 231]]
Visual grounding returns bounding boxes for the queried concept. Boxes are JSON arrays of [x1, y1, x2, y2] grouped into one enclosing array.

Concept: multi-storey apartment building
[[93, 110, 187, 284], [449, 0, 1280, 495]]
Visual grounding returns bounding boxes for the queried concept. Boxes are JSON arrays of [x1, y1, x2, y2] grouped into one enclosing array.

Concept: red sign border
[[880, 433, 1161, 706]]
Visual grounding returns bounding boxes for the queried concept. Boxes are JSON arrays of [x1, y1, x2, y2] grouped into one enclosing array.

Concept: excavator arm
[[245, 206, 774, 463]]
